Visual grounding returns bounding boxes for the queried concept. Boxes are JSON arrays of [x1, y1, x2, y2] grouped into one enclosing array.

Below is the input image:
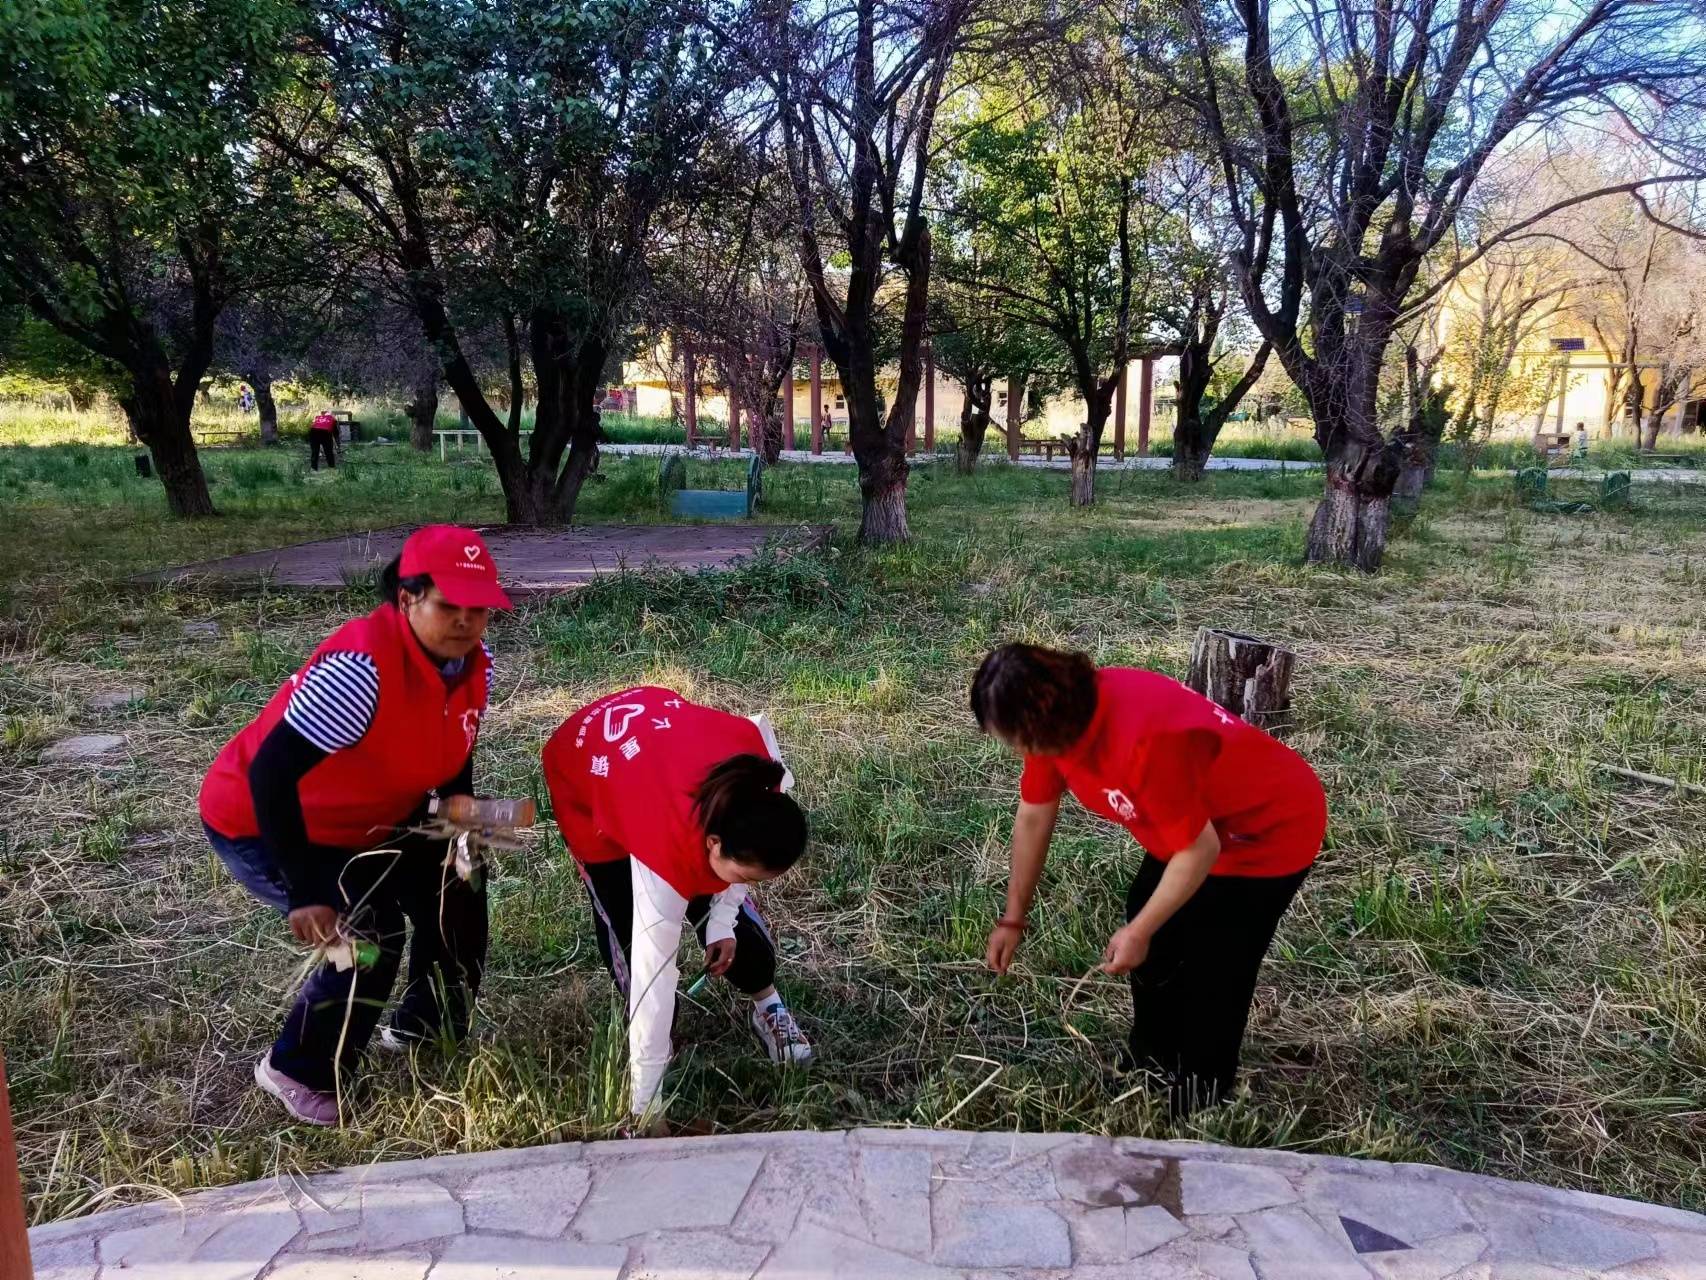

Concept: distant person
[[309, 408, 338, 471], [973, 643, 1327, 1118], [1574, 422, 1588, 457], [199, 526, 511, 1125], [543, 688, 813, 1134], [238, 384, 255, 413]]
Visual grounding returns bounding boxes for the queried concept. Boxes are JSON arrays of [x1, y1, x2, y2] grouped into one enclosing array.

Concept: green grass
[[3, 409, 1705, 1223]]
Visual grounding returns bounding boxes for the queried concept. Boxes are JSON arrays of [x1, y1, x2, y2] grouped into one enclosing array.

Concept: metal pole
[[923, 343, 936, 453], [685, 346, 698, 447]]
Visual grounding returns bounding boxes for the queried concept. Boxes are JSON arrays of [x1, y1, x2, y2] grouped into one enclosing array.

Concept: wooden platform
[[140, 524, 831, 596]]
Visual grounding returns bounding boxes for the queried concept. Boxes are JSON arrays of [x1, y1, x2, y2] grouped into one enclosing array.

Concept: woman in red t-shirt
[[542, 688, 813, 1133], [972, 643, 1326, 1116]]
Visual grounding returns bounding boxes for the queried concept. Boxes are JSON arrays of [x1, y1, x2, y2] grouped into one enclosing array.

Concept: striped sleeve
[[283, 651, 380, 753], [482, 640, 496, 704]]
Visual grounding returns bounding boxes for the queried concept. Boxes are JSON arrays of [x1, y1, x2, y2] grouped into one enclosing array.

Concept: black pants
[[309, 432, 337, 469], [578, 857, 776, 1001], [211, 825, 486, 1092], [1125, 855, 1309, 1117]]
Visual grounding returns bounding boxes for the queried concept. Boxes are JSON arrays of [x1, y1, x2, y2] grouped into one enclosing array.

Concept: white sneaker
[[254, 1056, 339, 1126], [751, 998, 813, 1066], [377, 1025, 420, 1054]]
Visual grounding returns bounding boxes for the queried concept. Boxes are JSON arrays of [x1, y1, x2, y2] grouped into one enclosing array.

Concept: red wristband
[[994, 917, 1028, 932]]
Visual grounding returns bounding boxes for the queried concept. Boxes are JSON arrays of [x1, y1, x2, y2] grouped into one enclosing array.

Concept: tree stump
[[1186, 627, 1296, 731]]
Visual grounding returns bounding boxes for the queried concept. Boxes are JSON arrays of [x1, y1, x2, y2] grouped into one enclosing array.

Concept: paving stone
[[41, 733, 126, 763], [462, 1162, 590, 1237], [1126, 1203, 1191, 1254], [289, 1184, 361, 1238], [1181, 1160, 1299, 1215], [1050, 1143, 1166, 1207], [87, 688, 145, 711], [1191, 1240, 1260, 1280], [1363, 1233, 1488, 1280], [1066, 1205, 1130, 1263], [97, 1213, 223, 1276], [427, 1233, 628, 1278], [302, 1180, 465, 1252], [726, 1140, 867, 1247], [625, 1228, 771, 1279], [575, 1150, 765, 1242], [1471, 1194, 1658, 1270], [28, 1236, 98, 1280], [935, 1142, 1060, 1204], [268, 1254, 433, 1280], [856, 1145, 932, 1256], [183, 620, 223, 640], [1240, 1206, 1373, 1279], [190, 1194, 301, 1275], [1305, 1170, 1473, 1243], [932, 1202, 1071, 1269], [755, 1218, 958, 1279]]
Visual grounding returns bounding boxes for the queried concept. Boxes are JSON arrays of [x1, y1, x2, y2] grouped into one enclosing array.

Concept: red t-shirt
[[1018, 668, 1325, 877], [542, 686, 770, 900], [311, 412, 336, 432]]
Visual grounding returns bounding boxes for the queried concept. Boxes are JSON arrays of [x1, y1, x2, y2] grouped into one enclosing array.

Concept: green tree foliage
[[274, 0, 733, 525], [0, 0, 305, 514]]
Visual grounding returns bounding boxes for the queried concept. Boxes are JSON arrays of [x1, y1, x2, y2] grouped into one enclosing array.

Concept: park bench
[[326, 409, 363, 442], [433, 428, 534, 460], [192, 425, 246, 447], [1515, 466, 1631, 513], [659, 453, 763, 518]]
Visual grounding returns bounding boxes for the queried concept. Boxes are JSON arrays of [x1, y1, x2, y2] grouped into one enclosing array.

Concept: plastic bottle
[[432, 796, 537, 827]]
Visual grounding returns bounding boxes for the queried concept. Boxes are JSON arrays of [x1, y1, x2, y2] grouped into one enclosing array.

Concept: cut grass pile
[[1, 424, 1704, 1225]]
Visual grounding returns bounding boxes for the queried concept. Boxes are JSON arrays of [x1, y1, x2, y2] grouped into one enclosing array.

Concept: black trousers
[[577, 857, 776, 1001], [309, 432, 337, 469], [216, 828, 487, 1092], [1125, 855, 1309, 1117]]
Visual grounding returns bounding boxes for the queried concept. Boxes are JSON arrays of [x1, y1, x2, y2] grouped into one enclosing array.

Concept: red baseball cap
[[399, 525, 512, 610]]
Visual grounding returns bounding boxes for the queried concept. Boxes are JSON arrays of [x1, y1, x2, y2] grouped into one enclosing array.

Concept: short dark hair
[[695, 753, 807, 874], [378, 553, 433, 606], [970, 643, 1099, 754]]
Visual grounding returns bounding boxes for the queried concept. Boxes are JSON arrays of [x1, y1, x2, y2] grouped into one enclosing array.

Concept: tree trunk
[[1306, 446, 1396, 572], [252, 374, 278, 446], [1172, 415, 1210, 481], [858, 451, 910, 542], [405, 367, 439, 452], [1186, 627, 1296, 731], [957, 394, 990, 475], [1067, 392, 1112, 507], [121, 368, 215, 517]]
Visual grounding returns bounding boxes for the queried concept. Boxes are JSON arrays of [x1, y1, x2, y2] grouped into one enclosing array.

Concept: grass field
[[2, 418, 1704, 1226]]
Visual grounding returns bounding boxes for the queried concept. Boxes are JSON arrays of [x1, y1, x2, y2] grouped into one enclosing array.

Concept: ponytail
[[379, 553, 433, 607], [695, 753, 807, 875]]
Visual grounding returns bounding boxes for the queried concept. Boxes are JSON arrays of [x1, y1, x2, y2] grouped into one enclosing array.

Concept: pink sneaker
[[254, 1056, 340, 1126]]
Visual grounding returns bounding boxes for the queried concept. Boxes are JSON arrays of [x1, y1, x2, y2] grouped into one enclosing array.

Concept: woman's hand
[[288, 904, 340, 947], [1100, 922, 1151, 975], [985, 922, 1024, 975], [704, 938, 736, 977]]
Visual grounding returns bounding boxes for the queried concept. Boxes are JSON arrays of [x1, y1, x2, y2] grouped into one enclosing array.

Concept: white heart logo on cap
[[464, 544, 482, 562]]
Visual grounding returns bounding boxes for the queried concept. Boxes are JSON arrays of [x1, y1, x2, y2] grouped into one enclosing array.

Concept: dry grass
[[2, 430, 1704, 1225]]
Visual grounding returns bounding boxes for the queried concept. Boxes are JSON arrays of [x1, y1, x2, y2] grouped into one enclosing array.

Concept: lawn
[[2, 421, 1704, 1225]]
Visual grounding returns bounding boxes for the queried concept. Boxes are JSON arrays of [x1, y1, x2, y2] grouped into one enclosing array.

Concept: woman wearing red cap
[[542, 687, 813, 1132], [199, 524, 512, 1125], [972, 643, 1326, 1117]]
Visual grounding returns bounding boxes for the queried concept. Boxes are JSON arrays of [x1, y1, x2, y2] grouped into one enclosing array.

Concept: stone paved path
[[27, 1129, 1705, 1278], [140, 524, 831, 594]]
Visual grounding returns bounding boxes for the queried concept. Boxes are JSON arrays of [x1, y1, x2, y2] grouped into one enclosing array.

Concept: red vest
[[199, 604, 490, 850], [543, 687, 768, 900]]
